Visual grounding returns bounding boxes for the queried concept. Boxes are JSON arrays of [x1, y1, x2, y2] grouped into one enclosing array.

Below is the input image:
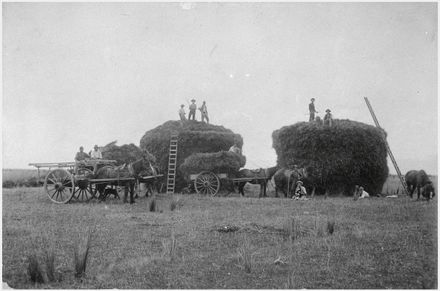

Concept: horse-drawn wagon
[[188, 168, 275, 197], [29, 158, 162, 204]]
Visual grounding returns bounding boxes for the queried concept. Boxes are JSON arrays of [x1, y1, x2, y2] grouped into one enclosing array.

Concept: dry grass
[[27, 254, 44, 284], [73, 227, 94, 278], [236, 235, 255, 273], [2, 186, 437, 289]]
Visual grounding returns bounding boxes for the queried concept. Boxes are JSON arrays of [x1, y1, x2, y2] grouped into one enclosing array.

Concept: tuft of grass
[[237, 235, 255, 273], [170, 199, 178, 211], [170, 197, 184, 211], [327, 220, 335, 235], [73, 227, 94, 278], [27, 254, 45, 283], [285, 271, 295, 288], [44, 249, 56, 282], [283, 217, 300, 242], [161, 232, 178, 262], [149, 198, 157, 212]]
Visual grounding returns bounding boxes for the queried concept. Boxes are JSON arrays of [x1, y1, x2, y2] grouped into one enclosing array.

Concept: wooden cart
[[189, 171, 269, 196], [29, 160, 137, 204]]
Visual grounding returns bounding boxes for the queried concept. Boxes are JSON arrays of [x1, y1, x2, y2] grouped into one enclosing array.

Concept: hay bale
[[139, 120, 243, 191], [272, 119, 389, 195], [180, 151, 246, 178], [101, 141, 144, 165]]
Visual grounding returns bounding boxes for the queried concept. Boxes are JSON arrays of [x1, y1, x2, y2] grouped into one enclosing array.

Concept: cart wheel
[[73, 168, 95, 202], [44, 169, 75, 204], [194, 171, 220, 196]]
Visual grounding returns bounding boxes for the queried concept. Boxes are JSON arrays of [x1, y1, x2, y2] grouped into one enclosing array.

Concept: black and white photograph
[[2, 1, 437, 289]]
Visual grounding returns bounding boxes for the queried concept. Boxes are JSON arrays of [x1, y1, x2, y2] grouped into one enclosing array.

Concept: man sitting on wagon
[[90, 145, 102, 159], [74, 146, 90, 173]]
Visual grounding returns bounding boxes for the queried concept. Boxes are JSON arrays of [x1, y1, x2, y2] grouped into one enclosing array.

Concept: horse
[[94, 158, 150, 203], [236, 166, 278, 198], [405, 170, 436, 201], [273, 167, 308, 198], [136, 162, 162, 197]]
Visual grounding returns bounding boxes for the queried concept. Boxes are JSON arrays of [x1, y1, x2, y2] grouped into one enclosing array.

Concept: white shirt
[[90, 149, 102, 159], [359, 190, 370, 198]]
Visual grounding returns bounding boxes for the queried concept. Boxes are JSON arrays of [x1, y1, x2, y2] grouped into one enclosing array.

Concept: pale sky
[[2, 2, 438, 174]]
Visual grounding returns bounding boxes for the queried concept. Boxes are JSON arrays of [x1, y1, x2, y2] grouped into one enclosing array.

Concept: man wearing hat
[[188, 99, 197, 121], [294, 180, 307, 200], [324, 109, 333, 127], [74, 146, 90, 173], [309, 98, 318, 122], [199, 101, 209, 123], [90, 145, 102, 159], [75, 146, 90, 162], [179, 104, 186, 121]]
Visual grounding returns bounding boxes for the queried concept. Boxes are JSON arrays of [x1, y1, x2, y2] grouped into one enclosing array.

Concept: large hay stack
[[140, 121, 243, 191], [272, 119, 389, 195]]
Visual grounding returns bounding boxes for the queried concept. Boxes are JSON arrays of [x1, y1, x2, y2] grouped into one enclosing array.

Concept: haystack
[[272, 119, 389, 195], [140, 120, 243, 191], [180, 151, 246, 177], [101, 141, 144, 165]]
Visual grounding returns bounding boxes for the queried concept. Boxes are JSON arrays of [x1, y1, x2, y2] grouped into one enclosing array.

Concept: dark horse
[[236, 166, 278, 197], [95, 158, 150, 203], [405, 170, 435, 201], [273, 167, 308, 198]]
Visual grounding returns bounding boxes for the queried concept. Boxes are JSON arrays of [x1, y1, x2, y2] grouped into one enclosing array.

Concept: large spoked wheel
[[44, 169, 75, 204], [194, 171, 220, 196], [73, 168, 96, 202]]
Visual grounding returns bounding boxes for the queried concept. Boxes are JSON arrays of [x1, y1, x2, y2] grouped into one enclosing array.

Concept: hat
[[191, 99, 196, 102], [311, 98, 315, 101], [94, 144, 99, 148], [326, 109, 331, 112], [181, 104, 185, 107], [297, 181, 303, 185], [80, 146, 84, 150]]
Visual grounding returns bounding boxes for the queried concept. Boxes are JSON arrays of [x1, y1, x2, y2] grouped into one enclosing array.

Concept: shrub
[[140, 120, 243, 191], [272, 119, 388, 195], [2, 180, 16, 188]]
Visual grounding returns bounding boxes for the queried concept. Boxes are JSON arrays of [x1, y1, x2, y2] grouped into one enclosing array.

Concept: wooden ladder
[[364, 97, 409, 195], [166, 134, 178, 194]]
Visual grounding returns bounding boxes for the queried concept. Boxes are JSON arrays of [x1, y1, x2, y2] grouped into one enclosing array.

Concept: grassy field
[[2, 182, 437, 289]]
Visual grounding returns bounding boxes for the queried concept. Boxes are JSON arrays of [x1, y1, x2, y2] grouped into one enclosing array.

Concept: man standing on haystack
[[188, 99, 197, 120], [199, 101, 209, 123], [309, 98, 318, 122], [178, 104, 186, 121], [324, 109, 333, 126]]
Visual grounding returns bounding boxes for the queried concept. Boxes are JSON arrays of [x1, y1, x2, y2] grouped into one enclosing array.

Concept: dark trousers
[[189, 110, 196, 120], [309, 112, 315, 122]]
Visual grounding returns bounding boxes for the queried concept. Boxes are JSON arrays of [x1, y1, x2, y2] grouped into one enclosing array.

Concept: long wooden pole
[[364, 97, 409, 195]]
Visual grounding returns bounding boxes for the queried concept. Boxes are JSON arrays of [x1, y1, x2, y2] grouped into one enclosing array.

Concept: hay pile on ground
[[140, 120, 243, 191], [101, 141, 144, 165], [272, 119, 389, 195], [180, 151, 246, 178]]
